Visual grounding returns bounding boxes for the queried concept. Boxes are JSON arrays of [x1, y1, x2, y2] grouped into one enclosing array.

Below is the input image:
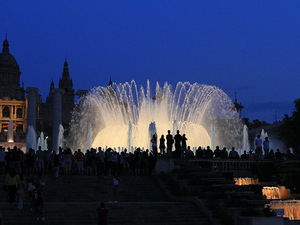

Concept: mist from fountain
[[37, 132, 48, 151], [87, 123, 92, 151], [7, 120, 14, 143], [210, 123, 216, 150], [261, 129, 268, 140], [242, 125, 250, 152], [58, 124, 65, 151], [68, 81, 243, 152], [26, 126, 37, 152]]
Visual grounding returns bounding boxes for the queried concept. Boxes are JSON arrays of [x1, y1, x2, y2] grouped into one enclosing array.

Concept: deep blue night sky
[[1, 1, 300, 123]]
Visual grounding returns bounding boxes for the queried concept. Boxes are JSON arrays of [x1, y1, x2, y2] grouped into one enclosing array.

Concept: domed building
[[0, 36, 27, 145], [0, 36, 85, 152]]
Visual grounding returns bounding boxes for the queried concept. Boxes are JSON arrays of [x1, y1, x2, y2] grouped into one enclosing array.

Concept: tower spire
[[2, 35, 9, 53], [108, 76, 113, 86], [62, 58, 70, 79]]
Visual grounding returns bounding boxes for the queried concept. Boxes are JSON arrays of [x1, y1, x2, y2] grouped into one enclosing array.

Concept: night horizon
[[1, 0, 300, 123]]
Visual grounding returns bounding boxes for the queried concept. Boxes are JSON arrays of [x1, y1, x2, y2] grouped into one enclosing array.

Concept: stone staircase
[[0, 174, 212, 225]]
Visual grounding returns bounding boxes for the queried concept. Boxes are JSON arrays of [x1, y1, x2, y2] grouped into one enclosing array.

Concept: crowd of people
[[0, 129, 299, 223], [0, 130, 298, 179], [0, 145, 158, 178]]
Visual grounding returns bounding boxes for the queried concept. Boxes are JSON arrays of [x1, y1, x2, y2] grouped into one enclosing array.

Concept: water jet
[[69, 81, 243, 152]]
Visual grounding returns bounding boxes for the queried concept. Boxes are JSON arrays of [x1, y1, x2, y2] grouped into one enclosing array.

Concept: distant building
[[41, 59, 76, 134], [0, 37, 86, 150], [0, 36, 27, 142]]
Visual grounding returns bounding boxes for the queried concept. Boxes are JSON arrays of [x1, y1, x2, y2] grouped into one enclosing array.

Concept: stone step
[[0, 175, 168, 203], [0, 202, 211, 225]]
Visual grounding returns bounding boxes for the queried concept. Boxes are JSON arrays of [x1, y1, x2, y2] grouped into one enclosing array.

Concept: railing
[[190, 159, 299, 172]]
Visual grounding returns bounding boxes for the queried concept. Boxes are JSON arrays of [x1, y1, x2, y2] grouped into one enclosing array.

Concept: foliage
[[243, 118, 269, 129], [280, 98, 300, 150]]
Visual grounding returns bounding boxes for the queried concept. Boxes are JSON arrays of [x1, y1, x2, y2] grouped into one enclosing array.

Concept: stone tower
[[59, 59, 75, 125]]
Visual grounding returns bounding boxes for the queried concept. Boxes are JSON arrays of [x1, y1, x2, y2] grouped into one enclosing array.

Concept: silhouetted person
[[166, 130, 174, 157], [185, 146, 194, 158], [275, 149, 283, 160], [33, 183, 45, 221], [268, 149, 275, 159], [229, 147, 240, 159], [263, 137, 270, 158], [214, 146, 222, 158], [181, 134, 187, 151], [5, 169, 20, 203], [287, 149, 296, 160], [97, 202, 108, 225], [241, 150, 249, 159], [159, 135, 166, 155], [151, 133, 158, 157], [255, 134, 263, 157], [220, 147, 228, 159], [174, 130, 182, 158], [195, 146, 204, 158], [205, 146, 213, 159]]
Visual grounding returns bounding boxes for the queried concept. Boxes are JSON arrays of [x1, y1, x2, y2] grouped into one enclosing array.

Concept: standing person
[[52, 154, 60, 180], [159, 135, 166, 155], [75, 149, 85, 175], [96, 202, 108, 225], [105, 148, 113, 176], [36, 146, 45, 175], [5, 169, 20, 203], [214, 146, 222, 158], [255, 134, 263, 158], [174, 130, 182, 158], [97, 148, 105, 176], [205, 146, 214, 159], [63, 148, 73, 175], [27, 178, 36, 211], [263, 137, 270, 159], [195, 147, 204, 159], [0, 147, 6, 174], [181, 134, 188, 155], [166, 130, 174, 157], [32, 183, 45, 221], [25, 148, 35, 175], [112, 175, 120, 203], [16, 175, 26, 209], [151, 133, 158, 157], [229, 147, 240, 159]]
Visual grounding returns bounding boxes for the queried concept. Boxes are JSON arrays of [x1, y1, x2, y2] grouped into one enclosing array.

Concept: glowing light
[[234, 177, 260, 185], [270, 200, 300, 220], [262, 186, 291, 199], [69, 81, 243, 152]]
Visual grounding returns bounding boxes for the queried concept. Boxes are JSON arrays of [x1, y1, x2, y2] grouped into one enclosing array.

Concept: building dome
[[0, 37, 20, 70], [0, 36, 23, 100], [0, 50, 19, 69]]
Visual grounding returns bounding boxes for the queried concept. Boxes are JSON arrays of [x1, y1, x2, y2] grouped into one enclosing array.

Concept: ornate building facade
[[0, 36, 27, 142], [0, 37, 80, 150]]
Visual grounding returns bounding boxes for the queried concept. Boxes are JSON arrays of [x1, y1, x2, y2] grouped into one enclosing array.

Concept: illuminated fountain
[[242, 125, 250, 152], [269, 200, 300, 220], [262, 186, 291, 199], [68, 81, 243, 152], [26, 126, 37, 151], [7, 120, 14, 143], [58, 124, 65, 150], [37, 132, 48, 151], [0, 120, 26, 151], [234, 177, 260, 185]]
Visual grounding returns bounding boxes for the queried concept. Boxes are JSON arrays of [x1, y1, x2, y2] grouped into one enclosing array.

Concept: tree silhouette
[[280, 98, 300, 151]]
